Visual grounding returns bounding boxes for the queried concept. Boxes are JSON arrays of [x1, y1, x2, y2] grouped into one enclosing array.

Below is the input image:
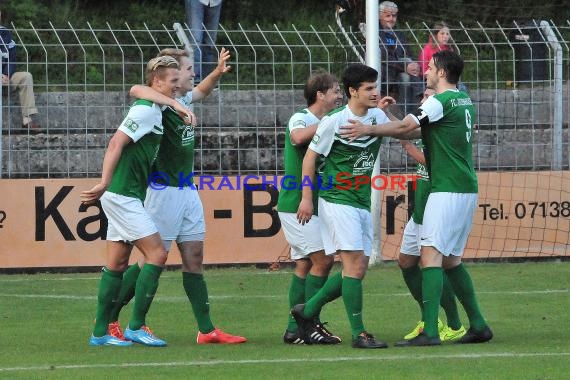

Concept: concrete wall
[[2, 84, 568, 176]]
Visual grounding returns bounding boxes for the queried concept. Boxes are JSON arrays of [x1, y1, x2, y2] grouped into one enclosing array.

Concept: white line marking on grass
[[0, 288, 568, 302], [2, 352, 570, 372], [0, 294, 96, 300], [0, 277, 101, 282], [0, 272, 287, 283]]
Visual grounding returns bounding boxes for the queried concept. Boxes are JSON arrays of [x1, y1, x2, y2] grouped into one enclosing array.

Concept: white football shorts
[[318, 197, 372, 257], [420, 192, 477, 256], [278, 212, 324, 260], [400, 218, 421, 256], [101, 191, 158, 242], [145, 186, 206, 251]]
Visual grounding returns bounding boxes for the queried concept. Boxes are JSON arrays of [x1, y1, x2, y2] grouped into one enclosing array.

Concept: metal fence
[[1, 19, 569, 178]]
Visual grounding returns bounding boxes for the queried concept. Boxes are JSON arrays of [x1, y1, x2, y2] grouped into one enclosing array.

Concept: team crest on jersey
[[181, 124, 195, 146], [312, 133, 321, 145], [123, 118, 139, 132], [353, 150, 375, 175]]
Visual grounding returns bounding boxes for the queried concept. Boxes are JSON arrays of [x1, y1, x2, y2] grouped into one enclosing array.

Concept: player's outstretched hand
[[216, 47, 232, 75], [339, 119, 374, 142], [377, 96, 396, 110], [81, 183, 107, 205]]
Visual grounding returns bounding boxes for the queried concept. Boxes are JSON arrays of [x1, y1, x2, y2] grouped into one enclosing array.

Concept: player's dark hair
[[342, 64, 378, 99], [432, 50, 463, 85], [304, 70, 338, 106]]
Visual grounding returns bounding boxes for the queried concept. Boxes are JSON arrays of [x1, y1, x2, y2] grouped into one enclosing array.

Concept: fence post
[[363, 0, 383, 265], [540, 20, 563, 170]]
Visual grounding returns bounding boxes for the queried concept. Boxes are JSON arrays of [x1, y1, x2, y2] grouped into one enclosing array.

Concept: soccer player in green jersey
[[340, 50, 493, 346], [277, 70, 343, 345], [106, 47, 247, 345], [292, 63, 391, 349], [82, 55, 196, 347], [396, 89, 466, 343]]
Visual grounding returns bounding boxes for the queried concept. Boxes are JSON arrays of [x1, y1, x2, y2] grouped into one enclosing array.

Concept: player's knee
[[182, 261, 203, 273], [147, 249, 168, 266], [442, 255, 462, 270], [309, 252, 333, 274], [294, 258, 312, 277], [107, 262, 129, 272], [398, 253, 419, 269]]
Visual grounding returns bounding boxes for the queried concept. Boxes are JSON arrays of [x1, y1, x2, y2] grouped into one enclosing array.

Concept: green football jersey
[[277, 108, 320, 213], [418, 89, 477, 193], [107, 99, 163, 201], [152, 93, 196, 188], [411, 141, 430, 225], [309, 105, 389, 211]]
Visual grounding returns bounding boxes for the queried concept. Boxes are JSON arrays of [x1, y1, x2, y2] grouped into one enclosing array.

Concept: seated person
[[1, 15, 41, 131]]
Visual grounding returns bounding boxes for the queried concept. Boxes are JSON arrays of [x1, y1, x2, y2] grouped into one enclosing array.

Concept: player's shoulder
[[367, 108, 390, 124], [434, 89, 473, 108], [368, 107, 389, 120], [129, 99, 156, 112], [289, 108, 310, 121], [289, 108, 317, 128], [132, 99, 154, 107], [127, 99, 160, 119], [433, 88, 461, 100], [324, 105, 346, 118], [177, 93, 193, 108]]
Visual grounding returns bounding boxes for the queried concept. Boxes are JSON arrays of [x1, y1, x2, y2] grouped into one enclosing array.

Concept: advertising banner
[[0, 172, 568, 268]]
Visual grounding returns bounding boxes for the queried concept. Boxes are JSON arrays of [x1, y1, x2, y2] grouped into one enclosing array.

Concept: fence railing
[[1, 20, 569, 178]]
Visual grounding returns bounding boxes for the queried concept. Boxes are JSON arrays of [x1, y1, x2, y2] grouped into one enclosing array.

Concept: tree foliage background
[[1, 0, 566, 90], [1, 0, 568, 28]]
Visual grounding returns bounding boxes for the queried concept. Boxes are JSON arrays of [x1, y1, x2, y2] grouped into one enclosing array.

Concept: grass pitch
[[0, 262, 569, 379]]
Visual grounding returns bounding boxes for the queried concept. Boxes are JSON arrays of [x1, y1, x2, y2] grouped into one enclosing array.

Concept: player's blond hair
[[157, 48, 189, 65], [145, 55, 179, 86]]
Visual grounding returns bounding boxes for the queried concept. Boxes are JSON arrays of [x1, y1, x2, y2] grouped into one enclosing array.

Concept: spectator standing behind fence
[[378, 1, 423, 114], [0, 12, 41, 131], [418, 21, 453, 77], [185, 0, 223, 83]]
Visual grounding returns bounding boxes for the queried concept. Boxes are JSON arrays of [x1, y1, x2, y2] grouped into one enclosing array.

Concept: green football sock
[[401, 264, 424, 318], [440, 272, 462, 330], [286, 274, 305, 332], [93, 267, 123, 337], [303, 271, 342, 319], [342, 276, 365, 339], [128, 263, 163, 330], [183, 272, 215, 334], [305, 273, 327, 321], [109, 263, 141, 322], [445, 263, 487, 331], [421, 267, 443, 338]]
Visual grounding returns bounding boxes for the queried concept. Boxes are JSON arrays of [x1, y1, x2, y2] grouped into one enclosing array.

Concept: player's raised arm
[[340, 114, 421, 141], [129, 84, 196, 125], [193, 47, 231, 101]]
